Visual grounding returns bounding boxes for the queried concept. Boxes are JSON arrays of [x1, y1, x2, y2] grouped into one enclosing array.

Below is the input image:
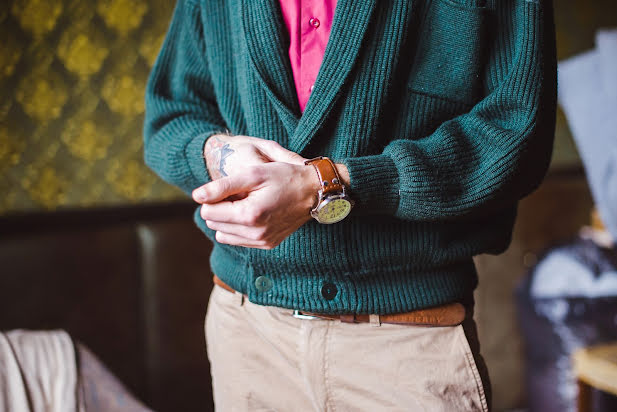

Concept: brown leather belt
[[213, 275, 466, 326]]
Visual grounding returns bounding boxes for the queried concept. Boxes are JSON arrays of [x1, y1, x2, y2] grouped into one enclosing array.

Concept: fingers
[[214, 231, 273, 249], [199, 201, 245, 223], [224, 134, 305, 164], [253, 140, 306, 165], [193, 172, 261, 204], [199, 196, 274, 225], [206, 220, 250, 237], [225, 192, 249, 201], [205, 220, 269, 241]]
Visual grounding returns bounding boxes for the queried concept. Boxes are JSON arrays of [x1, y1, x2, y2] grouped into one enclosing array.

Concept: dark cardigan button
[[321, 282, 338, 300]]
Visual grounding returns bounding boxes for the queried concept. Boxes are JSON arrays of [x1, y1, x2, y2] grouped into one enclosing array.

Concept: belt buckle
[[292, 310, 319, 320]]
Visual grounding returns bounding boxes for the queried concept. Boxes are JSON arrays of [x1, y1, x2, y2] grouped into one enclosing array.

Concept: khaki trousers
[[205, 284, 491, 412]]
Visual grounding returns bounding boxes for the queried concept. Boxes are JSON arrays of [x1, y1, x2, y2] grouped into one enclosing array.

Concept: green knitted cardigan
[[144, 0, 556, 314]]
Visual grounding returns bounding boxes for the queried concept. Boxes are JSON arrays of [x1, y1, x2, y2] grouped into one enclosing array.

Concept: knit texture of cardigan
[[144, 0, 557, 314]]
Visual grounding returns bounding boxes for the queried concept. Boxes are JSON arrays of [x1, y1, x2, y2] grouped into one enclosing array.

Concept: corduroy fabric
[[144, 0, 557, 314]]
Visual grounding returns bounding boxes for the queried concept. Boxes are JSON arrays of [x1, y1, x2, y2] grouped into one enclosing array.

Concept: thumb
[[192, 173, 259, 204], [256, 140, 306, 165]]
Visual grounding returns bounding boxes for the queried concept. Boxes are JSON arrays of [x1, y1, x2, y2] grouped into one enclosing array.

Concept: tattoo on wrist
[[205, 135, 235, 179]]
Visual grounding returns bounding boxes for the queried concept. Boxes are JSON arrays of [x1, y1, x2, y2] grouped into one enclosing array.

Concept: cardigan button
[[309, 17, 320, 28], [321, 282, 338, 300], [255, 276, 273, 292]]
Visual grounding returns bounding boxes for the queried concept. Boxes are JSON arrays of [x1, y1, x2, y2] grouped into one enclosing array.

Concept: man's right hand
[[203, 133, 306, 199]]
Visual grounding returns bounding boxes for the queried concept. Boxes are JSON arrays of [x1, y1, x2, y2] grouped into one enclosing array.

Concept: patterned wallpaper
[[0, 0, 615, 214], [0, 0, 180, 214]]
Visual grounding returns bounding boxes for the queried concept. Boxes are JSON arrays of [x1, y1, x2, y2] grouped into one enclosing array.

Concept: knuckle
[[246, 211, 260, 225], [248, 165, 266, 181], [257, 235, 278, 249], [244, 205, 263, 225], [262, 241, 276, 250], [267, 140, 281, 149], [242, 208, 256, 225], [219, 179, 231, 194], [253, 227, 269, 241], [255, 209, 268, 224], [203, 187, 215, 200]]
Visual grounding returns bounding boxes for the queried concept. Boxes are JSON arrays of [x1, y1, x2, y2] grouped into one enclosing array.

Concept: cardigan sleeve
[[143, 0, 227, 196], [339, 0, 557, 221]]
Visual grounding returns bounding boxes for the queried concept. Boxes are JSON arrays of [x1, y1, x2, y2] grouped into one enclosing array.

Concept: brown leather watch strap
[[304, 156, 344, 196]]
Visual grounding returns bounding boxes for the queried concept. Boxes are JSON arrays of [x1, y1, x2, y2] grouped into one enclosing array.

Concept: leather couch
[[0, 203, 215, 412]]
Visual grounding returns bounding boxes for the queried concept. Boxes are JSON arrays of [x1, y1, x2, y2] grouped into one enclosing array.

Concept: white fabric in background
[[531, 249, 617, 298], [558, 28, 617, 241], [0, 330, 84, 412]]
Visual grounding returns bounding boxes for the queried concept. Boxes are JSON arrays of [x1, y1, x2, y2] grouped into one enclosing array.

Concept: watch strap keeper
[[304, 156, 344, 196]]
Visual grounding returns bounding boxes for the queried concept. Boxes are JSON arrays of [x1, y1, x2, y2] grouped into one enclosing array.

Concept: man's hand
[[204, 133, 305, 180], [192, 161, 321, 249], [198, 133, 351, 249]]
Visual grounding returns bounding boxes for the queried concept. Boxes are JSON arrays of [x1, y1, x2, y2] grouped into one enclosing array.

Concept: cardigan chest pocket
[[408, 0, 489, 106]]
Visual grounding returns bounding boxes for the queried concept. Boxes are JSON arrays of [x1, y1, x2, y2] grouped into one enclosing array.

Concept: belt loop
[[232, 291, 244, 306], [340, 314, 355, 323], [369, 314, 381, 327]]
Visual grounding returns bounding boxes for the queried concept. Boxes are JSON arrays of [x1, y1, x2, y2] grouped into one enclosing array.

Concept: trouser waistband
[[213, 274, 465, 326]]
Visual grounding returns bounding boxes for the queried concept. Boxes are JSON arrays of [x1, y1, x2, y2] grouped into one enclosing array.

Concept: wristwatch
[[304, 156, 354, 224]]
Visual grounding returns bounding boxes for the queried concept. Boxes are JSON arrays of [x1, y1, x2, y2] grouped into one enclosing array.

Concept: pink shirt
[[279, 0, 338, 112]]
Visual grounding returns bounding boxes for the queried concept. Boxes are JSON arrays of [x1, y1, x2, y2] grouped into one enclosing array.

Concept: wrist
[[204, 138, 216, 178], [301, 164, 322, 211], [301, 158, 354, 223], [204, 132, 225, 152], [204, 132, 233, 179], [334, 163, 350, 187]]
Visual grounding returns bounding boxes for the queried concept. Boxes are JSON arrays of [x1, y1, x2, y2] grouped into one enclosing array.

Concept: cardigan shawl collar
[[241, 0, 377, 154]]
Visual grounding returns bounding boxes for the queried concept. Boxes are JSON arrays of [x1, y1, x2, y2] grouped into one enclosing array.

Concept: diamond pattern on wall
[[1, 0, 607, 214], [0, 0, 179, 214]]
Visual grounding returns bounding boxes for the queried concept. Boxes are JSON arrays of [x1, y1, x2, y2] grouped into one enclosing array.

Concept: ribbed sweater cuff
[[186, 131, 214, 186], [340, 154, 400, 216]]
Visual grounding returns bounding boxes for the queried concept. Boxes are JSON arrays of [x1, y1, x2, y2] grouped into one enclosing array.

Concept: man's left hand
[[192, 161, 321, 249]]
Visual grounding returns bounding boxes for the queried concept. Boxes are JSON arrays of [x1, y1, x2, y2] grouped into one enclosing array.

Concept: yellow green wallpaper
[[0, 0, 180, 214], [0, 0, 616, 214]]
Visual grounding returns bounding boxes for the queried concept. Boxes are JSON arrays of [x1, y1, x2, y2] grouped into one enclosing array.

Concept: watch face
[[316, 197, 352, 224]]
